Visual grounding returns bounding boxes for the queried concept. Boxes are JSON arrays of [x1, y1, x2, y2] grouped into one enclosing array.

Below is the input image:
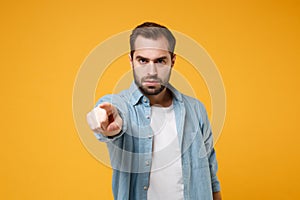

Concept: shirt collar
[[128, 82, 183, 105]]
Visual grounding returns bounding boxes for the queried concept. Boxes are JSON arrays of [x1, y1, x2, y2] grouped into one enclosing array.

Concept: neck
[[145, 88, 173, 107]]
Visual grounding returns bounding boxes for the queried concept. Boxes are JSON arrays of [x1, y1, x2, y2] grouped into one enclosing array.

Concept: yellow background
[[1, 0, 299, 199]]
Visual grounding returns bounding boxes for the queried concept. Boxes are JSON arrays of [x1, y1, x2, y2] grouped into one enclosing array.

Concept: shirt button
[[148, 135, 152, 139], [146, 115, 150, 119], [145, 160, 150, 166], [143, 186, 148, 190], [143, 98, 147, 103]]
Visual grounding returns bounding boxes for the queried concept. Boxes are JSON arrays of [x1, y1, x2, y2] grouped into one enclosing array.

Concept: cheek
[[133, 67, 147, 78], [158, 67, 171, 77]]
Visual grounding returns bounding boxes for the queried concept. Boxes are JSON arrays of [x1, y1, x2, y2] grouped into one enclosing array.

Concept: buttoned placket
[[141, 96, 153, 195]]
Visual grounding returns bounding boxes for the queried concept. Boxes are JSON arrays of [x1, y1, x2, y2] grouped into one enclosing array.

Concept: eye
[[156, 58, 166, 64], [138, 58, 148, 64]]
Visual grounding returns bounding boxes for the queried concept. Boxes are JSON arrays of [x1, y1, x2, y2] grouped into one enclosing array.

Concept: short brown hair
[[130, 22, 176, 58]]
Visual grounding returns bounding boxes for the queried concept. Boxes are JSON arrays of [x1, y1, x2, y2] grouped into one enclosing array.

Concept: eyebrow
[[135, 55, 168, 61]]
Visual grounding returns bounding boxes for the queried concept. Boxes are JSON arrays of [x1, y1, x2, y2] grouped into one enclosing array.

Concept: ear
[[171, 54, 176, 67], [128, 54, 134, 68]]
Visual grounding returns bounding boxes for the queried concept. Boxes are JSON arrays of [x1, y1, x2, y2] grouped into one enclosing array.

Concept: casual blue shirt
[[94, 83, 220, 200]]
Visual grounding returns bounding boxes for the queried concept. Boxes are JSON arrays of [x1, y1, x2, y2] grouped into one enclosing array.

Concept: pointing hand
[[87, 102, 123, 137]]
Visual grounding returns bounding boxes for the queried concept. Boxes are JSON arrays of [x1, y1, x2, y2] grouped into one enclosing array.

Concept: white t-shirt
[[147, 104, 184, 200]]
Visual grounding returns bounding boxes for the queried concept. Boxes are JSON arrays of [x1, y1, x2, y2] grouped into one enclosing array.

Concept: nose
[[147, 61, 158, 76]]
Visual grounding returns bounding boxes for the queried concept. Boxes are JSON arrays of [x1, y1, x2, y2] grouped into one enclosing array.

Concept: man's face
[[130, 36, 176, 95]]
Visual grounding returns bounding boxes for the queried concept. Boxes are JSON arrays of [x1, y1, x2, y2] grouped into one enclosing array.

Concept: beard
[[133, 72, 170, 96]]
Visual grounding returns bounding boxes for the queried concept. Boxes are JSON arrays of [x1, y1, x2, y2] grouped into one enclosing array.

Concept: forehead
[[134, 36, 169, 50], [133, 36, 170, 58]]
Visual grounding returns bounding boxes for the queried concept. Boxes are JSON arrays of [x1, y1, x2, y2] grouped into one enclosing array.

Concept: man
[[87, 22, 222, 200]]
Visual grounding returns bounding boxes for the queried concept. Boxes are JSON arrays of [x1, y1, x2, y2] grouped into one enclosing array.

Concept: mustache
[[141, 75, 162, 83]]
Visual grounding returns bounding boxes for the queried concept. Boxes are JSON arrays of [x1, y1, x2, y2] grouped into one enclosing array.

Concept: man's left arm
[[199, 103, 222, 199]]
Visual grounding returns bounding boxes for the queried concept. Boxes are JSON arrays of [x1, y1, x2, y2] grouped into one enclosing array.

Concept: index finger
[[98, 102, 114, 115]]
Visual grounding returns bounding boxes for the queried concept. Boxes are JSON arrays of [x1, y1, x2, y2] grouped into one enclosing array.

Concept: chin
[[141, 85, 165, 96]]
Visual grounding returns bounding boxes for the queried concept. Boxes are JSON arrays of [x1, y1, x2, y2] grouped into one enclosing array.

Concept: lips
[[144, 79, 159, 83], [142, 78, 159, 86], [143, 80, 160, 86]]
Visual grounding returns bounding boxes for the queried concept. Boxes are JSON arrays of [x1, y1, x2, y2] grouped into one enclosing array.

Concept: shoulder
[[95, 88, 132, 108], [168, 84, 206, 112], [181, 93, 206, 112], [180, 93, 210, 127]]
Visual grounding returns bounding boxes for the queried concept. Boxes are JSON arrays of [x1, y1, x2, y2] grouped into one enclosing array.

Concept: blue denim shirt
[[95, 83, 220, 200]]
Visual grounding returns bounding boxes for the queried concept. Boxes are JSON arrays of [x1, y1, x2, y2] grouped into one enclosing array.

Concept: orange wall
[[1, 0, 300, 199]]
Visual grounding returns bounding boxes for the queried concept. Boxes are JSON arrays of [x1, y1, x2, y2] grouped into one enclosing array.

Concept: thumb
[[107, 122, 121, 132], [106, 112, 122, 133]]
